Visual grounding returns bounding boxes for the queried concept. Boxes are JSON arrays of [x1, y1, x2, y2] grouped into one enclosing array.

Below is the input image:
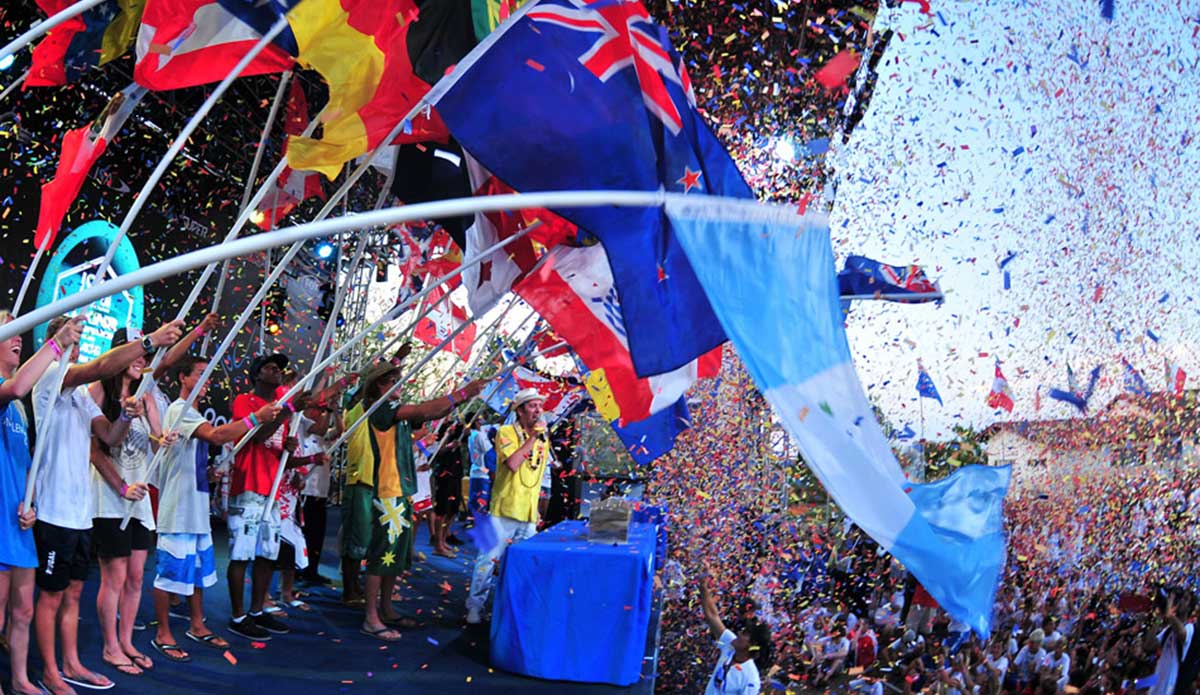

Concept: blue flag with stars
[[428, 0, 753, 378], [916, 367, 943, 405]]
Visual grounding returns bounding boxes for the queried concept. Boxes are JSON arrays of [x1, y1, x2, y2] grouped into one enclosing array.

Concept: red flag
[[515, 243, 720, 426], [986, 363, 1014, 413], [255, 79, 325, 229], [413, 285, 475, 361], [461, 153, 575, 315], [1166, 360, 1187, 396], [36, 85, 145, 251]]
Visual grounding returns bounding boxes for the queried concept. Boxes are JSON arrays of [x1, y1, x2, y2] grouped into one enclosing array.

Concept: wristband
[[250, 413, 261, 427], [447, 392, 457, 406], [48, 338, 62, 358], [196, 328, 207, 337], [243, 416, 255, 429], [119, 411, 133, 422], [285, 401, 296, 413], [119, 483, 129, 498]]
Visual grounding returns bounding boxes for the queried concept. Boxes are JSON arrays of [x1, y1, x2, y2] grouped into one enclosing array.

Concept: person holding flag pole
[[338, 332, 486, 641]]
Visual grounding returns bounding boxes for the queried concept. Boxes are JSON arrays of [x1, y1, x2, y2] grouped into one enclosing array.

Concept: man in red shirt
[[225, 354, 314, 641]]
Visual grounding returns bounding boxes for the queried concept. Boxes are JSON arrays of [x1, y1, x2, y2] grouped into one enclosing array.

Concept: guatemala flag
[[666, 195, 1009, 636], [428, 0, 753, 377]]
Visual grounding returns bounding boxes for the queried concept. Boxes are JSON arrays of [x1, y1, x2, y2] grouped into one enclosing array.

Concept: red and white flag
[[461, 153, 575, 315], [413, 285, 475, 362], [516, 243, 720, 426], [986, 362, 1014, 413], [36, 84, 146, 251], [134, 0, 294, 91], [509, 366, 585, 423], [255, 78, 324, 229], [1165, 360, 1187, 396]]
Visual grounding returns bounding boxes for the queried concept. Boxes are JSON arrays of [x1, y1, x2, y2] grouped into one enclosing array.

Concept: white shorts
[[279, 516, 308, 571], [227, 492, 281, 562]]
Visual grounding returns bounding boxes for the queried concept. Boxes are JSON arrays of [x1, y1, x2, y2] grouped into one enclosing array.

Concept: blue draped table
[[489, 520, 657, 686]]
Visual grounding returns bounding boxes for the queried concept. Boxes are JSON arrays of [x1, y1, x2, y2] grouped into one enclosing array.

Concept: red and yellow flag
[[285, 0, 474, 179]]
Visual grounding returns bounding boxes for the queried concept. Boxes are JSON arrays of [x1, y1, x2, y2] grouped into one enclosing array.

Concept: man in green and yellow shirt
[[466, 388, 552, 624], [341, 361, 483, 641]]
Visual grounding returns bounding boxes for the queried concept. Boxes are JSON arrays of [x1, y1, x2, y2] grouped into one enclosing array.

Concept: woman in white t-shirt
[[700, 576, 770, 695], [88, 333, 166, 675]]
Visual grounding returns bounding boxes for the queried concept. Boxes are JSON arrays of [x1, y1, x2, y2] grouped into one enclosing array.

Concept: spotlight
[[315, 240, 334, 259], [0, 55, 14, 72]]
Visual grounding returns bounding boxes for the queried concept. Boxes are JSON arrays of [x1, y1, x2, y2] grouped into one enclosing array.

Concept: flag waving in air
[[28, 0, 144, 87], [428, 0, 753, 377], [1122, 358, 1151, 396], [1047, 364, 1100, 414], [1165, 359, 1187, 396], [254, 78, 325, 229], [986, 362, 1014, 413], [663, 196, 1010, 636], [916, 364, 942, 405], [285, 0, 478, 178], [134, 0, 299, 90], [839, 255, 942, 302], [36, 84, 147, 252], [413, 285, 475, 361]]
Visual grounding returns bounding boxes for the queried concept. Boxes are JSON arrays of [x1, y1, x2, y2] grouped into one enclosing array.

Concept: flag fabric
[[838, 255, 941, 301], [663, 195, 1007, 636], [611, 396, 690, 466], [460, 153, 576, 316], [532, 325, 570, 359], [28, 0, 144, 87], [1165, 359, 1187, 396], [1034, 386, 1041, 413], [428, 0, 753, 377], [516, 243, 721, 426], [254, 78, 325, 229], [1048, 364, 1100, 414], [36, 84, 147, 252], [916, 366, 942, 406], [413, 285, 475, 361], [508, 366, 585, 423], [470, 0, 527, 40], [133, 0, 298, 90], [285, 0, 477, 179], [1123, 358, 1151, 396], [986, 363, 1014, 413]]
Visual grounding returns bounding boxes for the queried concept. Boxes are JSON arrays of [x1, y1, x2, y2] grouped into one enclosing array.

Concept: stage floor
[[2, 508, 657, 695]]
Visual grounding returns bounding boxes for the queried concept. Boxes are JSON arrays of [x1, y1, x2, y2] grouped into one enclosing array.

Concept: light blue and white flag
[[666, 196, 1010, 636]]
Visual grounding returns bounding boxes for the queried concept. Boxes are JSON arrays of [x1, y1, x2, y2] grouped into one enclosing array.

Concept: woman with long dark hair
[[87, 332, 164, 675]]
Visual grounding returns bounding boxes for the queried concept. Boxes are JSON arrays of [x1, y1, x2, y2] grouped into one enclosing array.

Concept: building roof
[[982, 389, 1199, 449]]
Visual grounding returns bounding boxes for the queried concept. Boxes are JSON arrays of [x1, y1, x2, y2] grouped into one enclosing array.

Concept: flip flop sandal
[[263, 604, 289, 617], [150, 639, 191, 663], [100, 658, 141, 677], [342, 597, 367, 607], [60, 674, 115, 691], [284, 599, 312, 612], [359, 626, 402, 642], [185, 631, 231, 650], [127, 653, 154, 671]]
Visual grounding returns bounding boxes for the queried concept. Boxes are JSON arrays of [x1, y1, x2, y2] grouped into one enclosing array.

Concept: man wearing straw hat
[[341, 362, 483, 641], [465, 387, 552, 625]]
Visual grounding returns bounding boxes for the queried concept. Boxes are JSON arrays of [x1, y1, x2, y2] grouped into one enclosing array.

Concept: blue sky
[[830, 0, 1200, 437]]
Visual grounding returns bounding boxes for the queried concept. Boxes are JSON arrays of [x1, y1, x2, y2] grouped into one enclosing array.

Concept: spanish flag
[[28, 0, 145, 87], [285, 0, 476, 179]]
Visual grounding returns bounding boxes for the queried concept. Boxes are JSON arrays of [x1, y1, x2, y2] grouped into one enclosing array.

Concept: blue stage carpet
[[1, 508, 656, 694]]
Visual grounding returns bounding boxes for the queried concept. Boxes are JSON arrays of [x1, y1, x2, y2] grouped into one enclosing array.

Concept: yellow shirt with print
[[343, 402, 374, 486], [490, 424, 552, 523]]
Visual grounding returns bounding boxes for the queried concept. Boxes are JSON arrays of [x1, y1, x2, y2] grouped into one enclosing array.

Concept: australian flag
[[916, 367, 943, 405], [428, 0, 753, 378], [839, 255, 941, 302]]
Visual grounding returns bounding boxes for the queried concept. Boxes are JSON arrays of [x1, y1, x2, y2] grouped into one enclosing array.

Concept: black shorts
[[92, 518, 153, 559], [277, 540, 296, 570], [33, 521, 91, 592], [433, 474, 460, 516]]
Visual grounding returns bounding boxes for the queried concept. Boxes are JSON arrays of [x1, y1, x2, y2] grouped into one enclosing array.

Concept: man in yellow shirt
[[466, 388, 552, 624], [341, 362, 483, 641]]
